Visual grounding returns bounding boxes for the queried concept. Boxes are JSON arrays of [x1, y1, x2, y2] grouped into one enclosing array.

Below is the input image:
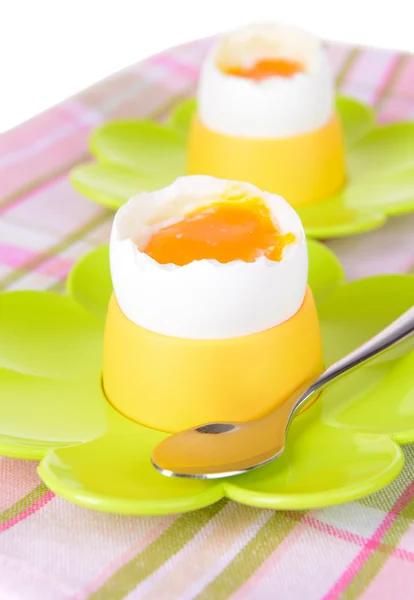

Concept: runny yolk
[[224, 58, 304, 80], [141, 199, 295, 266]]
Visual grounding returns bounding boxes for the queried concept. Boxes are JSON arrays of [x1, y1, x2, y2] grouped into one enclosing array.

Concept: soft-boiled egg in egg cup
[[187, 23, 346, 208], [103, 175, 323, 433]]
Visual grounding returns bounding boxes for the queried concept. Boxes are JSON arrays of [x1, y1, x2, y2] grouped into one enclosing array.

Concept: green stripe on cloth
[[375, 53, 413, 111], [195, 510, 305, 600], [340, 494, 414, 600], [0, 155, 88, 211], [328, 446, 414, 600], [90, 499, 228, 600], [374, 53, 412, 113], [336, 47, 361, 87], [0, 211, 112, 292], [0, 482, 49, 524], [47, 279, 67, 294]]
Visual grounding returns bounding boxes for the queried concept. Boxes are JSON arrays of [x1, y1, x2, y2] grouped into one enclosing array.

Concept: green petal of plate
[[1, 240, 413, 514], [70, 96, 414, 239]]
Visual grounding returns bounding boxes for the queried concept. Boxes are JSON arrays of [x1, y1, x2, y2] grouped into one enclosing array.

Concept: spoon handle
[[294, 306, 414, 414]]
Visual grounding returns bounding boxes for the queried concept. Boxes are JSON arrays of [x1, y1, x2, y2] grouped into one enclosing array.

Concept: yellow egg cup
[[102, 287, 323, 433], [187, 114, 346, 207]]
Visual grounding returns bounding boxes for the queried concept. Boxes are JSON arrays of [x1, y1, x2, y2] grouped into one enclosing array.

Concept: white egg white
[[197, 22, 334, 139], [110, 175, 308, 340]]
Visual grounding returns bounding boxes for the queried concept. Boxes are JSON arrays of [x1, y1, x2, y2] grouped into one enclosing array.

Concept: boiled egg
[[109, 175, 307, 340], [198, 22, 334, 139], [188, 23, 346, 207]]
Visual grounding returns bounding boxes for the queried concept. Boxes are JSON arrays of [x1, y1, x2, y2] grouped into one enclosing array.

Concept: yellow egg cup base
[[102, 287, 323, 433], [187, 113, 346, 208]]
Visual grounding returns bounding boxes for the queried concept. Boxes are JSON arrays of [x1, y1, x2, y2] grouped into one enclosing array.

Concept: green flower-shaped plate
[[70, 97, 414, 239], [0, 240, 413, 514]]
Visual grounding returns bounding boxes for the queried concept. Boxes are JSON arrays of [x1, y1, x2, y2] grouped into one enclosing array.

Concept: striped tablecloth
[[1, 37, 414, 600]]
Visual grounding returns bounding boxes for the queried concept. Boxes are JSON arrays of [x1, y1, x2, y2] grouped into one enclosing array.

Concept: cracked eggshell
[[110, 175, 308, 340]]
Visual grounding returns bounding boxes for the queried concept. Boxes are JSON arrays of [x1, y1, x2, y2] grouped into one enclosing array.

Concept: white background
[[1, 0, 413, 133]]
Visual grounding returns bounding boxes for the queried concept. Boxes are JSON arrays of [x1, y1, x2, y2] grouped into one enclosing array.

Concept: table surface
[[1, 37, 414, 600]]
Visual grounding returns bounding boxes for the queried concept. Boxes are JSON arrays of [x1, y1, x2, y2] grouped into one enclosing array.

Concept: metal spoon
[[152, 306, 414, 479]]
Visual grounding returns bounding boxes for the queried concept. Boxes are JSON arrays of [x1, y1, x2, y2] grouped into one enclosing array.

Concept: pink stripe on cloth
[[59, 101, 103, 129], [302, 514, 414, 563], [72, 516, 176, 600], [373, 54, 402, 104], [345, 49, 398, 91], [0, 459, 41, 511], [151, 54, 200, 79], [37, 257, 75, 280], [3, 174, 106, 238], [361, 555, 414, 599], [302, 513, 379, 549], [0, 491, 55, 533], [0, 174, 67, 217], [0, 244, 37, 268], [0, 243, 74, 280], [0, 108, 67, 155], [393, 56, 414, 97], [322, 480, 414, 600], [378, 97, 414, 123], [0, 107, 92, 202], [399, 254, 414, 274]]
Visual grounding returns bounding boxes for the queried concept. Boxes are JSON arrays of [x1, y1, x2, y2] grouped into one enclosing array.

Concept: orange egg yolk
[[141, 199, 295, 266], [224, 58, 304, 80]]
